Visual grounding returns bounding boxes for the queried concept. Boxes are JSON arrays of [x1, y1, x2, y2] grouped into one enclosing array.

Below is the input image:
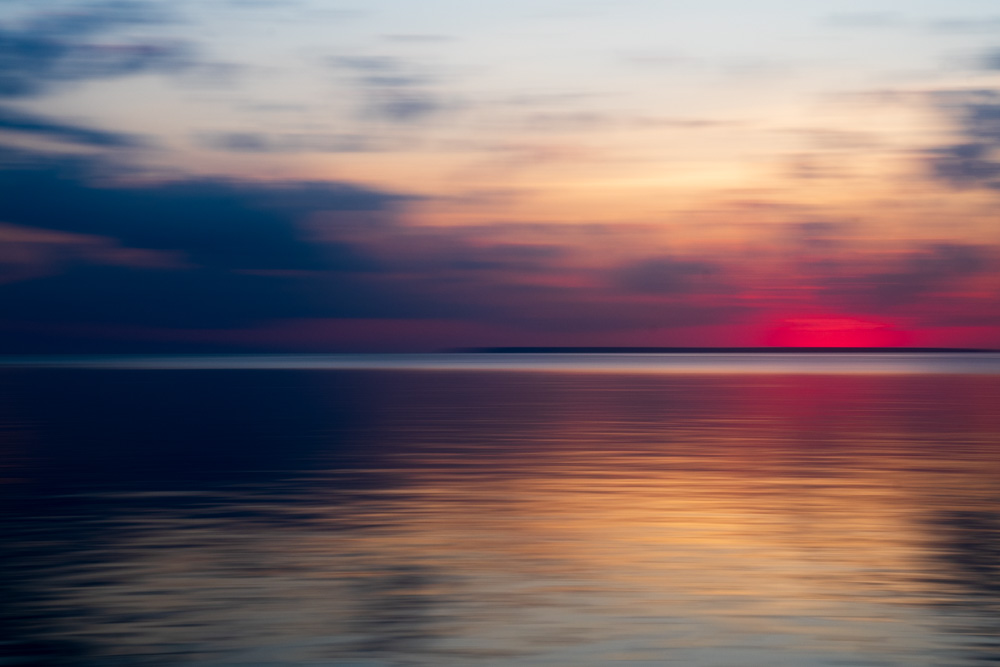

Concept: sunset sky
[[2, 0, 1000, 351]]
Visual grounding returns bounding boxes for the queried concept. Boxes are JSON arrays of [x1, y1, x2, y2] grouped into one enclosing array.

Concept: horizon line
[[452, 346, 999, 354]]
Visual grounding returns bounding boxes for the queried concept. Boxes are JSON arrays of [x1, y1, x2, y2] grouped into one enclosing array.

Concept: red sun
[[763, 316, 910, 348]]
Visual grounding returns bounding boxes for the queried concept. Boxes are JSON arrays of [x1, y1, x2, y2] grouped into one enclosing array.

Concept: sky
[[1, 0, 1000, 352]]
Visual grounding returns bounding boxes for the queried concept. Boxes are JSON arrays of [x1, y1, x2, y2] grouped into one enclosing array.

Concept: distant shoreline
[[453, 347, 998, 354]]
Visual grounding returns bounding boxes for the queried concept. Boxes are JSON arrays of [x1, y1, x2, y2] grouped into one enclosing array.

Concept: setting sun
[[763, 317, 911, 348]]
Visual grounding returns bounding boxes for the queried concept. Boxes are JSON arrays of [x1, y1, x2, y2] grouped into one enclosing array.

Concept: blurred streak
[[0, 1, 190, 99]]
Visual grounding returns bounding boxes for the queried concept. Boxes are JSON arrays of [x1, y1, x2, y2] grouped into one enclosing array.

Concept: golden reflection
[[6, 372, 1000, 665]]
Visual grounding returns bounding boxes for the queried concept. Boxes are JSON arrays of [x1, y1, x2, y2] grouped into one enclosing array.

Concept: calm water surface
[[3, 356, 1000, 665]]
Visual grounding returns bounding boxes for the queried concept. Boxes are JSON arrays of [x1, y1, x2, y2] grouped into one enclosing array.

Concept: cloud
[[440, 243, 564, 272], [0, 154, 471, 333], [0, 2, 191, 98], [371, 91, 442, 123], [927, 91, 1000, 188], [329, 55, 449, 123], [2, 146, 997, 350], [929, 143, 1000, 188], [983, 50, 1000, 70], [0, 155, 404, 271], [365, 233, 566, 274], [0, 154, 755, 343], [198, 131, 375, 153], [0, 264, 311, 328], [0, 105, 140, 147], [0, 256, 476, 330], [0, 221, 185, 284], [953, 96, 1000, 141], [199, 131, 272, 152], [614, 256, 724, 295], [818, 243, 991, 310], [928, 17, 1000, 34]]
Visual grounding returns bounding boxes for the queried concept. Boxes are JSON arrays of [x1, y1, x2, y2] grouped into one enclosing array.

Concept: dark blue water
[[3, 357, 1000, 666]]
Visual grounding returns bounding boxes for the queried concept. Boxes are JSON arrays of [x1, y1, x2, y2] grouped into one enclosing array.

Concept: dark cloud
[[0, 155, 458, 333], [0, 105, 140, 147], [0, 263, 467, 330], [6, 150, 992, 349], [442, 244, 564, 272], [930, 143, 1000, 188], [928, 91, 1000, 188], [615, 256, 722, 295], [956, 98, 1000, 140], [819, 243, 991, 310], [385, 241, 565, 274], [0, 2, 190, 99], [465, 284, 743, 332], [0, 264, 310, 328], [0, 156, 403, 272], [0, 156, 740, 340]]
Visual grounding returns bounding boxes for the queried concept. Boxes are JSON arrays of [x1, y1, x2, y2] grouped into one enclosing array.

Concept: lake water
[[3, 354, 1000, 666]]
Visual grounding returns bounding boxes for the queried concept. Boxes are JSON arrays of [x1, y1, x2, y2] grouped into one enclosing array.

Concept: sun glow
[[763, 316, 911, 348]]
